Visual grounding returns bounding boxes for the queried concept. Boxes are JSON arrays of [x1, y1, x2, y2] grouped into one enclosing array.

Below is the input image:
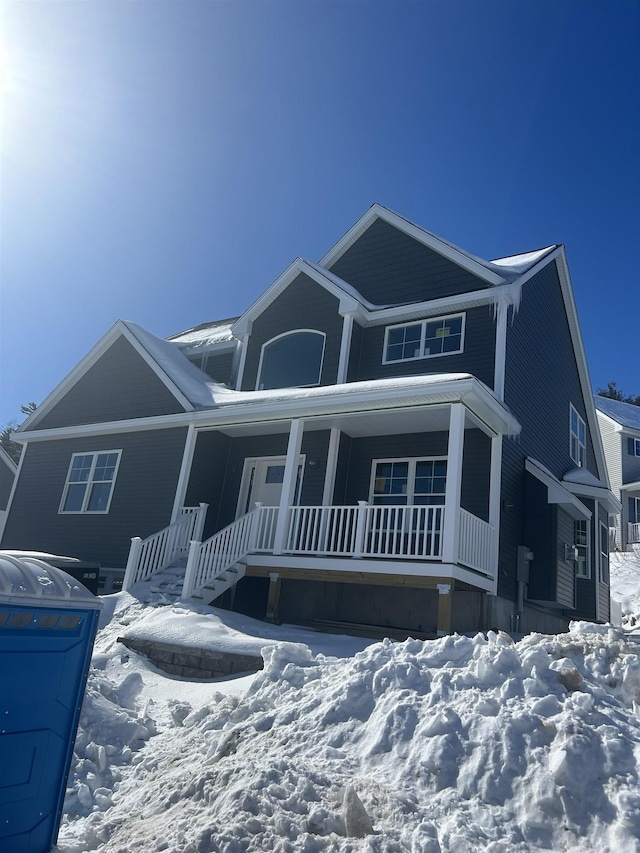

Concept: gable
[[33, 335, 187, 430], [240, 272, 344, 391], [327, 217, 493, 305]]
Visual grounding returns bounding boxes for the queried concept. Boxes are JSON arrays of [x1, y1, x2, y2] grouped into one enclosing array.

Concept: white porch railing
[[122, 504, 208, 590], [180, 502, 497, 600], [182, 504, 277, 599], [629, 522, 640, 545]]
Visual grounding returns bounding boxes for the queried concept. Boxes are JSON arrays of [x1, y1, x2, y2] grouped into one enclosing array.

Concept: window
[[574, 519, 589, 578], [570, 405, 586, 467], [630, 497, 640, 525], [628, 437, 640, 457], [383, 314, 465, 364], [599, 522, 609, 584], [60, 451, 121, 513], [370, 458, 447, 505], [257, 331, 325, 390]]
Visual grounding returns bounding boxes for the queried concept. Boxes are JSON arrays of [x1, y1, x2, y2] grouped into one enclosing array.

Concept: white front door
[[237, 456, 304, 516]]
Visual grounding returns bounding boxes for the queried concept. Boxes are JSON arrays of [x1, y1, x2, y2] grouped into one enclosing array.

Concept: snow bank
[[56, 605, 640, 853]]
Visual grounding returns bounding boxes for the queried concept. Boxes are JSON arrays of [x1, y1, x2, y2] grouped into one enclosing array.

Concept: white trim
[[236, 455, 305, 518], [441, 404, 465, 564], [525, 458, 592, 520], [569, 403, 586, 468], [337, 314, 354, 384], [274, 420, 305, 554], [488, 434, 503, 595], [234, 332, 250, 390], [322, 428, 341, 506], [58, 449, 122, 515], [0, 446, 17, 475], [382, 313, 465, 365], [0, 444, 26, 545], [574, 517, 590, 580], [170, 425, 198, 523], [562, 480, 622, 515], [244, 553, 496, 592], [232, 258, 360, 338], [493, 295, 508, 401], [369, 456, 448, 505], [319, 204, 507, 286], [256, 329, 326, 391]]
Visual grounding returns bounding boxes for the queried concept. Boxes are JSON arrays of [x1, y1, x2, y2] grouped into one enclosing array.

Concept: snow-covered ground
[[54, 558, 640, 853]]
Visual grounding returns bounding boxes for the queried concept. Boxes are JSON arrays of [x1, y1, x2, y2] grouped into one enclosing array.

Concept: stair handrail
[[123, 503, 208, 591], [181, 504, 265, 600]]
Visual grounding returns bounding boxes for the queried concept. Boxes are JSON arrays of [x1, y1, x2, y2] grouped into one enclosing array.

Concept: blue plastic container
[[0, 554, 102, 853]]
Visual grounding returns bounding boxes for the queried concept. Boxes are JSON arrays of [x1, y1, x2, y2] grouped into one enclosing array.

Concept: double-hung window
[[383, 314, 465, 364], [570, 405, 586, 467], [599, 522, 609, 584], [60, 451, 121, 513]]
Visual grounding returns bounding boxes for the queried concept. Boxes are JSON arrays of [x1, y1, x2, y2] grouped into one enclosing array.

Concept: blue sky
[[1, 0, 638, 425]]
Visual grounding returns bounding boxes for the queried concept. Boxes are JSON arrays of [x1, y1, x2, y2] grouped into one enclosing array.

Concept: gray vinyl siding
[[347, 322, 364, 383], [354, 305, 495, 387], [0, 461, 14, 510], [184, 431, 232, 539], [214, 430, 331, 532], [240, 274, 343, 391], [555, 508, 576, 609], [1, 428, 188, 566], [34, 336, 185, 430], [188, 351, 235, 386], [499, 259, 598, 603], [336, 430, 490, 519], [328, 217, 490, 305]]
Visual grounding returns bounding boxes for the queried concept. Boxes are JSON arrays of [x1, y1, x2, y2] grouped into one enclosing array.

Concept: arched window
[[257, 330, 326, 390]]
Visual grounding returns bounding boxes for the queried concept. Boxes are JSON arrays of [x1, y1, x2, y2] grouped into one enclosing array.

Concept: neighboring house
[[595, 396, 640, 551], [0, 447, 18, 540], [1, 205, 620, 637]]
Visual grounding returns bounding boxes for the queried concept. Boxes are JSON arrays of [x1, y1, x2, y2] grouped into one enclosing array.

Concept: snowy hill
[[55, 579, 640, 853]]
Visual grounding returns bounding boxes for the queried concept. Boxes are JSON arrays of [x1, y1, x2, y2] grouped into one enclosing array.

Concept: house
[[0, 446, 17, 540], [595, 396, 640, 551], [1, 205, 620, 637]]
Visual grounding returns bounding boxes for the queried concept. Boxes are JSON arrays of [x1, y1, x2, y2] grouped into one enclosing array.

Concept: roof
[[168, 318, 239, 351], [595, 396, 640, 431]]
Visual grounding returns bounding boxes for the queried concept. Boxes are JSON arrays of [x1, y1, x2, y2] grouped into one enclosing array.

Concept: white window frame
[[256, 329, 326, 391], [599, 521, 609, 584], [569, 404, 586, 467], [369, 457, 448, 505], [630, 437, 640, 457], [59, 450, 122, 514], [382, 313, 465, 365], [574, 518, 590, 579]]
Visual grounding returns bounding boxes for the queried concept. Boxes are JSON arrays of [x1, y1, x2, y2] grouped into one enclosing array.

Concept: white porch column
[[337, 313, 354, 384], [170, 424, 198, 523], [488, 434, 503, 594], [322, 428, 341, 506], [441, 403, 466, 565], [273, 419, 305, 555]]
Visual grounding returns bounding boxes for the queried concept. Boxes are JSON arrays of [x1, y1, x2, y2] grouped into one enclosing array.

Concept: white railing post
[[353, 501, 368, 559], [122, 537, 143, 591], [181, 539, 201, 600], [193, 502, 209, 542]]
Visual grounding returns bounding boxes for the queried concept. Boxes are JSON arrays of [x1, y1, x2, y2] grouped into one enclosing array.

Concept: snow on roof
[[595, 395, 640, 431], [302, 260, 391, 311], [489, 245, 557, 274], [167, 318, 239, 350], [562, 467, 608, 489], [124, 321, 229, 408]]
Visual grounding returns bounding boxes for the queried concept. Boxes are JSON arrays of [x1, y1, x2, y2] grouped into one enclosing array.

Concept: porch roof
[[192, 374, 521, 439]]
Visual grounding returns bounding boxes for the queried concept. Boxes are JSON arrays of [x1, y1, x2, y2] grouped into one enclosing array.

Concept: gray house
[[0, 447, 17, 540], [1, 205, 619, 637], [595, 396, 640, 551]]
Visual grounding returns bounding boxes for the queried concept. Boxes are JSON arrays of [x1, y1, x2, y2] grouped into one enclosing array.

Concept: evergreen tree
[[0, 403, 37, 464], [597, 382, 640, 406]]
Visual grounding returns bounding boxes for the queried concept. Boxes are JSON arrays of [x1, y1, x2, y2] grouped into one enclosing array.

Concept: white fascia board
[[232, 258, 361, 338], [620, 480, 640, 493], [562, 481, 622, 515], [554, 250, 611, 488], [359, 281, 518, 327], [525, 458, 592, 520], [0, 447, 17, 474], [11, 413, 192, 443], [320, 204, 506, 287]]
